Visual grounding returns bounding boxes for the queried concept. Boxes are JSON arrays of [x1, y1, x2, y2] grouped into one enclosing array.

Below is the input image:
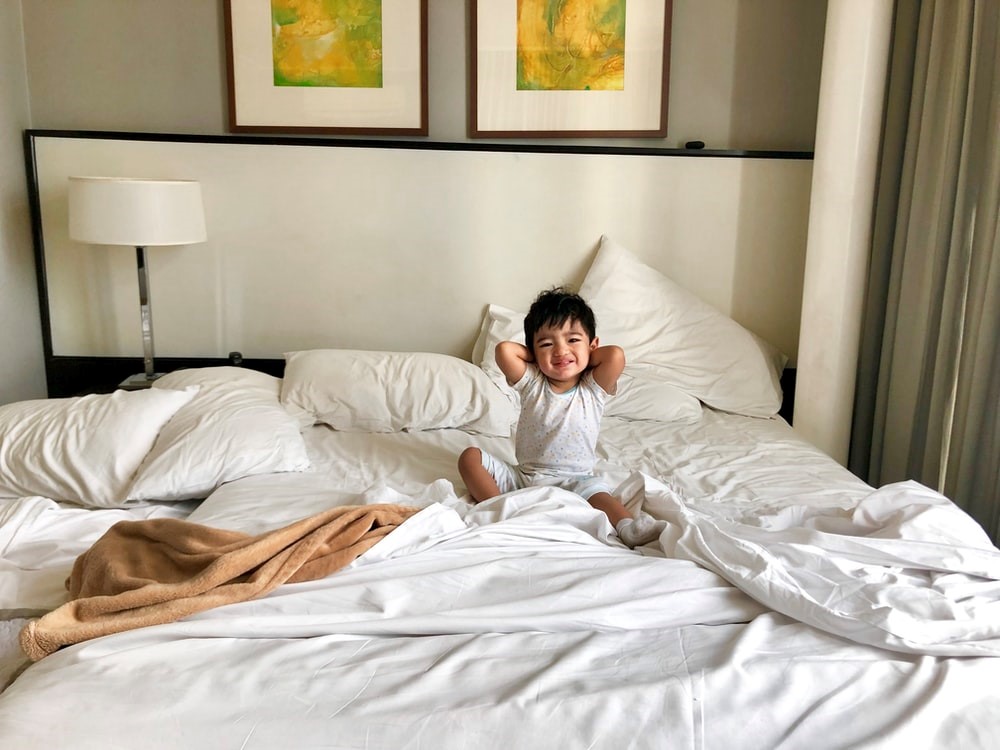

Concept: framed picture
[[224, 0, 428, 135], [469, 0, 672, 138]]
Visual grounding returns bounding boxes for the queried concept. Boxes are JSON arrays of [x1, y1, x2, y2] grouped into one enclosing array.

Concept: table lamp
[[68, 176, 207, 388]]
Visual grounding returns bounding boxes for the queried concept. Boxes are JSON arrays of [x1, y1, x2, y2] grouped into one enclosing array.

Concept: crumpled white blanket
[[4, 472, 1000, 660], [621, 473, 1000, 656]]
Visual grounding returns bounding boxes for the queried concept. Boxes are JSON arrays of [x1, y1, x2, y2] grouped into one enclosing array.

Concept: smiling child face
[[531, 318, 598, 390]]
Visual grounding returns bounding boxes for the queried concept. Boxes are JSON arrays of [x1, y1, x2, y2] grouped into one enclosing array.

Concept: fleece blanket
[[19, 503, 418, 661]]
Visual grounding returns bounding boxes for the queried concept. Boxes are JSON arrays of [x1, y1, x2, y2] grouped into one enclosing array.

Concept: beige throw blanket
[[20, 503, 419, 661]]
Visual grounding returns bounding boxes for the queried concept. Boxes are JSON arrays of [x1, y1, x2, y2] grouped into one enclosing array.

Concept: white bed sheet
[[2, 412, 1000, 748], [186, 410, 873, 535], [0, 497, 198, 688]]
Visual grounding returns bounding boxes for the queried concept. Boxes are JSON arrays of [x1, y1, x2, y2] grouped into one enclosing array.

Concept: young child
[[458, 287, 663, 548]]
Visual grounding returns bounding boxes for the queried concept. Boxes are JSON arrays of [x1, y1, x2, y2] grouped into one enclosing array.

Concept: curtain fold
[[851, 0, 1000, 542], [944, 14, 1000, 536]]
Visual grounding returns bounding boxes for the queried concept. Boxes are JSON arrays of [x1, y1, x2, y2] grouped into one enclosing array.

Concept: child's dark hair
[[524, 287, 597, 353]]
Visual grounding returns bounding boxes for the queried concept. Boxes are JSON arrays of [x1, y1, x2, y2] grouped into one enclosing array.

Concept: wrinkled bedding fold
[[626, 474, 1000, 656]]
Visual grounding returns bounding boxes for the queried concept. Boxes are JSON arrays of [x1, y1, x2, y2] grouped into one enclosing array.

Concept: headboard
[[25, 131, 812, 403]]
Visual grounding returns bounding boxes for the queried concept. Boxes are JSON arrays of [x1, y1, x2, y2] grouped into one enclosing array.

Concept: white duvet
[[631, 473, 1000, 657], [3, 478, 1000, 748], [2, 414, 1000, 748]]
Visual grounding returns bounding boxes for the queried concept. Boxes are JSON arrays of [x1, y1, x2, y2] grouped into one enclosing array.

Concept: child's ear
[[590, 336, 599, 351]]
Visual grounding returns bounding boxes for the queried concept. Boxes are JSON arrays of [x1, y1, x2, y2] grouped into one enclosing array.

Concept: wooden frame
[[224, 0, 428, 135], [469, 0, 672, 138], [26, 129, 812, 401], [26, 129, 809, 409]]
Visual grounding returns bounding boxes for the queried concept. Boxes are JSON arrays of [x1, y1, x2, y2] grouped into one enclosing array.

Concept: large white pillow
[[579, 235, 786, 417], [472, 304, 703, 424], [280, 350, 517, 436], [0, 388, 197, 507], [606, 369, 703, 424], [126, 367, 311, 502]]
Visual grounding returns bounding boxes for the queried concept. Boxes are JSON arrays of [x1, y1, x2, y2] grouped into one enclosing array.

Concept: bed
[[2, 237, 1000, 749]]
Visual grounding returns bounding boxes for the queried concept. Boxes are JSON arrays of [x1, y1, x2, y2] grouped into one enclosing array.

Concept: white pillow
[[579, 235, 786, 417], [126, 367, 311, 502], [0, 388, 197, 507], [472, 303, 524, 390], [606, 369, 702, 424], [280, 350, 517, 436], [472, 305, 702, 423]]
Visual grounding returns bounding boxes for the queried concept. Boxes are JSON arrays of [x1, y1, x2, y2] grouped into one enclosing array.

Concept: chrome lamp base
[[125, 244, 162, 390]]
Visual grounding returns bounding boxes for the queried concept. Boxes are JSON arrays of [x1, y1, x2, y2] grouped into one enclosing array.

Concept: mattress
[[2, 405, 999, 749]]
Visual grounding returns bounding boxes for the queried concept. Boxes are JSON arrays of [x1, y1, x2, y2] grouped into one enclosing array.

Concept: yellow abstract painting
[[271, 0, 383, 88], [516, 0, 626, 91]]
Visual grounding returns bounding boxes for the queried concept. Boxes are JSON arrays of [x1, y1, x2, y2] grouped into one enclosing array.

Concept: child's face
[[532, 319, 598, 388]]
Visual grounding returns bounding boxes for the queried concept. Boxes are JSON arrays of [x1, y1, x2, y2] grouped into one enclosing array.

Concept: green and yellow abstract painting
[[271, 0, 383, 88], [517, 0, 626, 91]]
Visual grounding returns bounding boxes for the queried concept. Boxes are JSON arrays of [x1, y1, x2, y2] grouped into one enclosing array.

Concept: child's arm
[[495, 341, 533, 385], [589, 344, 626, 395]]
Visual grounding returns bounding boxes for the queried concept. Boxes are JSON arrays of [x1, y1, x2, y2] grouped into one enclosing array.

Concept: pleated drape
[[851, 0, 1000, 542]]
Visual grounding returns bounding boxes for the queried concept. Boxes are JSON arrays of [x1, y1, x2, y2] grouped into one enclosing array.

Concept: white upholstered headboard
[[27, 132, 811, 383]]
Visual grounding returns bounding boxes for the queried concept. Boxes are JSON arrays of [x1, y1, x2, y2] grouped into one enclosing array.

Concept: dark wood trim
[[222, 0, 238, 135], [23, 131, 53, 363], [45, 355, 285, 398], [25, 129, 807, 406], [24, 129, 813, 160], [659, 0, 673, 141], [779, 368, 797, 424]]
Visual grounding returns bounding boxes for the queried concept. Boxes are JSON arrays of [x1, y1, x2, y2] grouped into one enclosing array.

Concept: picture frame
[[469, 0, 672, 138], [224, 0, 428, 135]]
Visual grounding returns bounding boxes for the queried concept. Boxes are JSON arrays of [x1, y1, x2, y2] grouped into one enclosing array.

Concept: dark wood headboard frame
[[24, 129, 807, 420]]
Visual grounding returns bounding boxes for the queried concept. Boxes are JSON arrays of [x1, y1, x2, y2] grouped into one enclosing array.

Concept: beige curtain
[[851, 0, 1000, 542]]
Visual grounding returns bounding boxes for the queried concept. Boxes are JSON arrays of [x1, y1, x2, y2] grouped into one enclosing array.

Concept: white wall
[[20, 0, 826, 150], [0, 0, 44, 404], [795, 0, 893, 463], [5, 0, 827, 403]]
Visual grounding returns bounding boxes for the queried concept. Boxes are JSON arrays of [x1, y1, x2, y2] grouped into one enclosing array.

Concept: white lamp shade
[[68, 176, 207, 246]]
